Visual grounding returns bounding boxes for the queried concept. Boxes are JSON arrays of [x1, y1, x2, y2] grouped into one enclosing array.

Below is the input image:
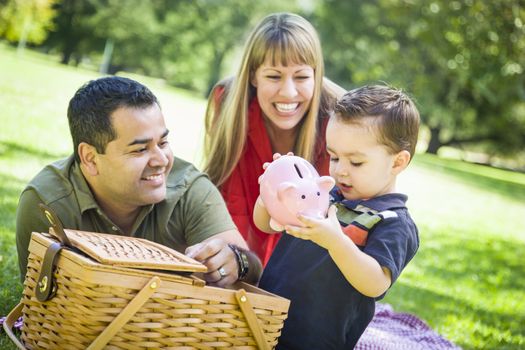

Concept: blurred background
[[1, 0, 524, 170], [1, 1, 524, 349]]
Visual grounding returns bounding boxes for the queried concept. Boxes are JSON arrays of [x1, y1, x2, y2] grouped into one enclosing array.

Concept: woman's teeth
[[275, 103, 298, 112]]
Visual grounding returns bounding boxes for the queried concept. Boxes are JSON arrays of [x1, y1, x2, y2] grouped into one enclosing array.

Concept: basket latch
[[35, 241, 63, 302], [35, 203, 71, 302]]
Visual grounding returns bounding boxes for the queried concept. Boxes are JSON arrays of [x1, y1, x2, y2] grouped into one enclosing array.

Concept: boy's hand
[[284, 205, 344, 251]]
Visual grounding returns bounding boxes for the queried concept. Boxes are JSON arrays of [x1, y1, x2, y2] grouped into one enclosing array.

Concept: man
[[16, 76, 261, 287]]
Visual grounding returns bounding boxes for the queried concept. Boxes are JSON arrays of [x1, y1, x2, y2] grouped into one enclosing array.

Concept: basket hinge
[[235, 289, 271, 350], [87, 276, 161, 350]]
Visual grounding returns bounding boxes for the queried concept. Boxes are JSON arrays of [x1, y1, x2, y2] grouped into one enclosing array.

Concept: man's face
[[92, 104, 174, 212]]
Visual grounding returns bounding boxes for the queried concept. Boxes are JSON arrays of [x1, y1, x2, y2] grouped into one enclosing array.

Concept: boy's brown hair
[[334, 85, 420, 158]]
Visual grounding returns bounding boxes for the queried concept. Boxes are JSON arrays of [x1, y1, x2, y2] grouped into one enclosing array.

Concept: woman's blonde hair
[[204, 12, 340, 186]]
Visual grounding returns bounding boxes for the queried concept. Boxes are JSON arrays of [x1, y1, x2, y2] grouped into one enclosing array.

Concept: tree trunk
[[426, 126, 442, 154]]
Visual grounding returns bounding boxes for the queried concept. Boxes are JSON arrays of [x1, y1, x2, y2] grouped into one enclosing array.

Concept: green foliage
[[314, 0, 525, 158], [37, 0, 299, 92], [0, 0, 57, 44], [1, 44, 525, 349]]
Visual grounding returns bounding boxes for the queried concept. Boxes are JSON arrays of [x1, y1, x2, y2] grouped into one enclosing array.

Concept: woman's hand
[[258, 152, 294, 184]]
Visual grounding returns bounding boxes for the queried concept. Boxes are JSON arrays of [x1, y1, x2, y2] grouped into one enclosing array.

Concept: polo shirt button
[[112, 226, 118, 231]]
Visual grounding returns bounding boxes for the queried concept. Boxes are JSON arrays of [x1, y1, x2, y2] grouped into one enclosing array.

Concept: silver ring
[[218, 267, 227, 279]]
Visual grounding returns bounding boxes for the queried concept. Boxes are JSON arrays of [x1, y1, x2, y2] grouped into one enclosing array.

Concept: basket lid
[[49, 228, 207, 273]]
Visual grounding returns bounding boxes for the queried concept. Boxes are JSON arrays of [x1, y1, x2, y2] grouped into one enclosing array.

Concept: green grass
[[1, 43, 524, 349]]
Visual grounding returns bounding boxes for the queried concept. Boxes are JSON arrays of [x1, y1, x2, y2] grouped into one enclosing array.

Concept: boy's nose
[[336, 164, 349, 177]]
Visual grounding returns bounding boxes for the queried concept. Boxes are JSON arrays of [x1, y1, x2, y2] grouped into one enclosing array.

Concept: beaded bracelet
[[228, 244, 249, 281]]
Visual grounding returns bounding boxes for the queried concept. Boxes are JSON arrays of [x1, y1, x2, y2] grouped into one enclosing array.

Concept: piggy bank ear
[[317, 176, 336, 192], [277, 182, 297, 202]]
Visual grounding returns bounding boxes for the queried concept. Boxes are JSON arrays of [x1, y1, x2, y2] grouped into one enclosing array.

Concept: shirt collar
[[330, 187, 408, 212], [69, 157, 154, 229], [69, 158, 100, 214]]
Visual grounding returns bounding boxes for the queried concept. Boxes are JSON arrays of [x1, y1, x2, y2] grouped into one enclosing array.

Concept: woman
[[203, 12, 344, 265]]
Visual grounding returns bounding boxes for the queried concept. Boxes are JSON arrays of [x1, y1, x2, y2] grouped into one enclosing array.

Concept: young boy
[[254, 85, 420, 349]]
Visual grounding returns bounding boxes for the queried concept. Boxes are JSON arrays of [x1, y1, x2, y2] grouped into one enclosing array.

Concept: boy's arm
[[285, 205, 391, 298], [328, 233, 392, 297], [253, 196, 280, 234]]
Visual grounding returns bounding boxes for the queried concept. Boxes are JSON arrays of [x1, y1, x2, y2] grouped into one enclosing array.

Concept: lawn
[[1, 43, 524, 349]]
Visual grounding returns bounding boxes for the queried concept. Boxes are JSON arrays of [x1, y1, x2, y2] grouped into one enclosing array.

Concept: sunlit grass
[[1, 43, 524, 349]]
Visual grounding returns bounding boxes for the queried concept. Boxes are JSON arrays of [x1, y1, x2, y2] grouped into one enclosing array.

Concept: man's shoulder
[[23, 156, 76, 204]]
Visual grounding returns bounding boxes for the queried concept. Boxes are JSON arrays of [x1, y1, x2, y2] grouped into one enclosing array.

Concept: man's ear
[[78, 142, 99, 176], [392, 150, 411, 175]]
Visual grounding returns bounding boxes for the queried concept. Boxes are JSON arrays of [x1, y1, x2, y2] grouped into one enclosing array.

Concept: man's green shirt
[[16, 155, 236, 281]]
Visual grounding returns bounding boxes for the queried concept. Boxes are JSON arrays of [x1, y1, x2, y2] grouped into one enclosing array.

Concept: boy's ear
[[78, 142, 99, 176], [392, 150, 411, 175]]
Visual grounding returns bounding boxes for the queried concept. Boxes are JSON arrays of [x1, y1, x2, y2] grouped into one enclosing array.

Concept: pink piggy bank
[[259, 155, 335, 231]]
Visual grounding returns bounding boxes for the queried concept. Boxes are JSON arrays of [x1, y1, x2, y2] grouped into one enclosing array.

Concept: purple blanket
[[2, 302, 460, 349], [356, 303, 461, 349]]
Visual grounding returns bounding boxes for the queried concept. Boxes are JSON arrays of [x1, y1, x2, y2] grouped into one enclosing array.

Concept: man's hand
[[185, 238, 239, 287]]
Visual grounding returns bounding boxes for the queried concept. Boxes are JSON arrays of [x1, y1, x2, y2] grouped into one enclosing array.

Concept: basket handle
[[39, 203, 73, 247], [2, 303, 27, 350], [235, 289, 271, 350], [87, 276, 161, 350]]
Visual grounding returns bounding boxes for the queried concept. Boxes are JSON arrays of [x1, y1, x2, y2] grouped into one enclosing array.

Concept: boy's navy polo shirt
[[259, 192, 419, 349]]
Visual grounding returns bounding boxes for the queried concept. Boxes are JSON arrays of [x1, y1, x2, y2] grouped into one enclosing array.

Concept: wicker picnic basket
[[4, 208, 290, 350]]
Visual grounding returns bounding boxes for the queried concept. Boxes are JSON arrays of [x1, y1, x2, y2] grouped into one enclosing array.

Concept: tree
[[314, 0, 525, 157], [156, 0, 298, 94], [41, 0, 102, 65], [0, 0, 57, 47]]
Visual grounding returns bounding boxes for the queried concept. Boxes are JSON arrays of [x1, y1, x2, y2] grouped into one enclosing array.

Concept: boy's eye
[[132, 147, 147, 153], [329, 157, 339, 162], [159, 140, 169, 147], [351, 162, 363, 167]]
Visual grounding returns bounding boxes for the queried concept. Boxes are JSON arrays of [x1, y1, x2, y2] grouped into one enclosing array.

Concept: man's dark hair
[[67, 76, 159, 162], [334, 84, 420, 158]]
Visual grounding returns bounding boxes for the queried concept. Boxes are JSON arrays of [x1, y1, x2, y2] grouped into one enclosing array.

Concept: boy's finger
[[296, 213, 318, 226], [327, 205, 338, 218]]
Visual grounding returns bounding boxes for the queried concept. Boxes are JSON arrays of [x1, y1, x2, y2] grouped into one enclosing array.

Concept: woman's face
[[252, 59, 315, 132]]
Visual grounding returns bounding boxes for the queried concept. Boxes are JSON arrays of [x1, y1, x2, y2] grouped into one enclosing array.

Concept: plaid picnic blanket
[[2, 302, 460, 349], [356, 303, 461, 349]]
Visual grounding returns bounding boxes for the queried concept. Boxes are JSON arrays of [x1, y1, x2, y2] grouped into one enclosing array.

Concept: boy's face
[[90, 104, 174, 212], [326, 116, 398, 200]]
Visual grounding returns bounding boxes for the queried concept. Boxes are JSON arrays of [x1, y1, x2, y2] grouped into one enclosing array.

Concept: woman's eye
[[295, 75, 311, 80], [351, 162, 363, 167], [266, 75, 280, 80], [330, 157, 339, 162]]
